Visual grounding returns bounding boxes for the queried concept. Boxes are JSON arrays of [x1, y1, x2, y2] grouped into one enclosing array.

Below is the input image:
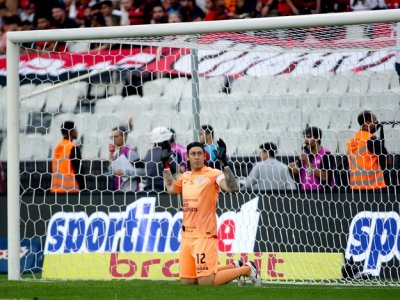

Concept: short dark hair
[[304, 126, 322, 141], [112, 126, 128, 137], [168, 128, 176, 143], [201, 124, 214, 138], [259, 142, 277, 158], [357, 110, 374, 126], [61, 121, 76, 136], [187, 142, 205, 152]]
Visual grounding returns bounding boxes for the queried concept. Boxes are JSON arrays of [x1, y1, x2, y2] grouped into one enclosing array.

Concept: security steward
[[50, 121, 85, 193], [347, 110, 390, 190]]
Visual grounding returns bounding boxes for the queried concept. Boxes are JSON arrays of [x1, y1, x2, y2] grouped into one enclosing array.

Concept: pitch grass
[[0, 276, 399, 300]]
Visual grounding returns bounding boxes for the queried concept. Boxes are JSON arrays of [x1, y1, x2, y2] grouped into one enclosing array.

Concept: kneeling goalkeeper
[[163, 139, 261, 286]]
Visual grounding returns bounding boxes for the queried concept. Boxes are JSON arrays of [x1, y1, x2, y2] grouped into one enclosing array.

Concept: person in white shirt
[[108, 126, 144, 191], [240, 142, 297, 191]]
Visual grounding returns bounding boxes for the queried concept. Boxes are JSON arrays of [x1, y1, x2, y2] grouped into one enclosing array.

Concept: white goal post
[[6, 10, 400, 282]]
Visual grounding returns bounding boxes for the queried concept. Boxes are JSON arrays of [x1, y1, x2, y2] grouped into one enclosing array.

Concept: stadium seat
[[327, 74, 349, 95], [299, 95, 320, 110], [308, 108, 331, 131], [389, 73, 400, 93], [95, 96, 123, 114], [320, 95, 341, 109], [74, 112, 97, 138], [287, 75, 309, 96], [368, 72, 391, 93], [230, 76, 253, 94], [307, 76, 329, 96], [374, 108, 397, 124], [384, 126, 400, 153], [347, 73, 370, 94], [321, 130, 339, 153], [170, 113, 193, 131], [337, 129, 355, 154], [162, 77, 188, 102], [81, 143, 100, 160], [278, 130, 303, 155], [142, 77, 170, 97], [268, 75, 290, 96], [250, 75, 274, 95], [96, 114, 124, 135], [329, 108, 352, 130], [151, 113, 174, 130], [89, 83, 107, 99], [199, 76, 226, 96], [340, 93, 362, 110]]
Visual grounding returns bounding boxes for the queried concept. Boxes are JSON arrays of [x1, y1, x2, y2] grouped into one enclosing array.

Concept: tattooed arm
[[163, 168, 178, 194], [219, 166, 239, 193]]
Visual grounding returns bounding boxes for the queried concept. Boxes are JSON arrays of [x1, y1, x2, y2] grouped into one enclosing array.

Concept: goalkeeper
[[163, 139, 261, 286]]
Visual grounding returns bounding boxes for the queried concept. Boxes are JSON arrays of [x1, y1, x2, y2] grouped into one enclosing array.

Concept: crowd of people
[[0, 0, 400, 53], [49, 108, 394, 195]]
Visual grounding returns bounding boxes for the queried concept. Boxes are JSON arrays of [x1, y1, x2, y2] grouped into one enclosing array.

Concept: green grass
[[0, 275, 399, 300]]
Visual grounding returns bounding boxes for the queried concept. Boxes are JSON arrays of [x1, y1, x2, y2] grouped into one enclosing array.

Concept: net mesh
[[3, 20, 400, 284]]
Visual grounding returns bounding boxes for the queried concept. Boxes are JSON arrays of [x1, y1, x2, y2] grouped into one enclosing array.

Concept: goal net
[[4, 11, 400, 285]]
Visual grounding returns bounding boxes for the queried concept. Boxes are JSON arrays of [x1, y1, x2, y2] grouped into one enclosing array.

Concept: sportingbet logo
[[345, 211, 400, 276], [44, 197, 260, 254]]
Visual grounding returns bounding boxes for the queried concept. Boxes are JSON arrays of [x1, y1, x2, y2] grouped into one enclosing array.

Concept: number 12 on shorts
[[196, 253, 206, 264]]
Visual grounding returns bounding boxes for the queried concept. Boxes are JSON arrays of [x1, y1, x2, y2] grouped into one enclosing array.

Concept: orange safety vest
[[346, 130, 386, 190], [50, 139, 80, 193]]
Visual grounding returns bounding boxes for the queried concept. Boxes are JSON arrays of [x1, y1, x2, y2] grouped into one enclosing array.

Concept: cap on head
[[151, 127, 172, 144]]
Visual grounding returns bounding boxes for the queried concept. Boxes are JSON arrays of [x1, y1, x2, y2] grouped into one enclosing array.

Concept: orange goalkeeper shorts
[[179, 236, 218, 279]]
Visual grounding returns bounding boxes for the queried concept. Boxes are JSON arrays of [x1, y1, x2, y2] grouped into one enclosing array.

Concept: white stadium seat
[[327, 74, 349, 95]]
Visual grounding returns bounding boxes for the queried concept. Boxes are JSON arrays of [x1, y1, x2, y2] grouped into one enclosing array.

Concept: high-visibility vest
[[346, 130, 386, 190], [50, 139, 80, 193]]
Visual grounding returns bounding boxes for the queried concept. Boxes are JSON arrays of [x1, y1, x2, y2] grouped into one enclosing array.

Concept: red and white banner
[[0, 35, 395, 78]]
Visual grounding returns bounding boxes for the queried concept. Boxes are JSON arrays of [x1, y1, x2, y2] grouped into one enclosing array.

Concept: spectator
[[204, 0, 231, 21], [293, 0, 321, 14], [169, 128, 187, 172], [288, 126, 336, 190], [272, 0, 300, 16], [240, 142, 297, 191], [99, 0, 121, 26], [108, 126, 144, 191], [50, 121, 85, 193], [0, 15, 20, 54], [151, 4, 167, 23], [199, 124, 217, 162], [385, 0, 400, 9], [19, 1, 35, 22], [168, 10, 183, 22], [350, 0, 385, 11], [0, 161, 5, 193], [51, 4, 78, 28], [120, 0, 133, 25], [64, 0, 79, 19], [346, 110, 390, 190], [257, 0, 279, 17], [179, 0, 205, 21], [128, 0, 146, 25], [143, 127, 178, 191], [234, 0, 256, 18], [33, 14, 68, 51]]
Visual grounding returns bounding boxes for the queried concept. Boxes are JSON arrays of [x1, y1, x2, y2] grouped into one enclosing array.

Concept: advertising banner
[[0, 33, 395, 84], [42, 252, 343, 281], [0, 237, 43, 273]]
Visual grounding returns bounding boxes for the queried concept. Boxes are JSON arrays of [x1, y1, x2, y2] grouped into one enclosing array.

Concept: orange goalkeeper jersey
[[173, 166, 225, 238]]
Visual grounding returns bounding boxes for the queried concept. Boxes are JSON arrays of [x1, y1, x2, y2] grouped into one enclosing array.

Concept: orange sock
[[213, 267, 249, 285], [217, 264, 235, 272]]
